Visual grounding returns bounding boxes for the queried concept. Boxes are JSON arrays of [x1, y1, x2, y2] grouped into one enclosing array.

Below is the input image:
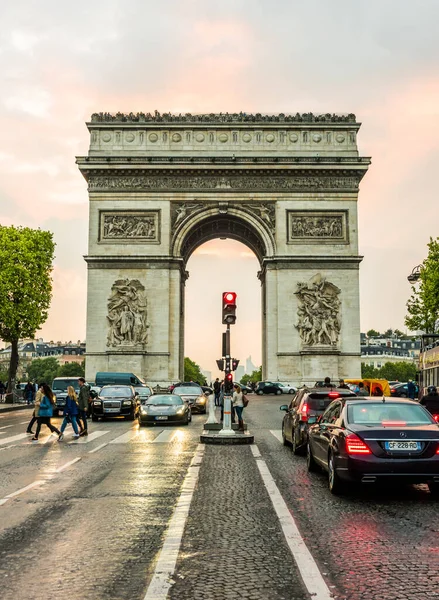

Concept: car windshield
[[174, 386, 202, 395], [146, 395, 183, 406], [100, 386, 132, 398], [52, 380, 79, 392], [136, 387, 151, 396], [347, 402, 434, 426], [307, 393, 353, 411]]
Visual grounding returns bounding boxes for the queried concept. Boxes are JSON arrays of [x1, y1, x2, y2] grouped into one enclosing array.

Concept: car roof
[[302, 387, 356, 395], [343, 397, 417, 405]]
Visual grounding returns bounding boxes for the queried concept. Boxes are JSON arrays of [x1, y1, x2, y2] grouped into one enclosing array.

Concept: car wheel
[[400, 393, 407, 398], [276, 389, 282, 395], [91, 414, 98, 422], [307, 442, 318, 472], [428, 481, 439, 496], [258, 390, 264, 395], [289, 389, 295, 394], [328, 452, 346, 495], [282, 424, 289, 446]]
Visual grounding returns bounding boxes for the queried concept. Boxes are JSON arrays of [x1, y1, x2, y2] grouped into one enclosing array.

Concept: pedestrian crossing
[[0, 425, 196, 451]]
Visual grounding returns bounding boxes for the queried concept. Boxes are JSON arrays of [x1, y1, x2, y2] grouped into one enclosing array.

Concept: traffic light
[[224, 371, 234, 393], [232, 359, 239, 371], [222, 292, 237, 325], [216, 359, 224, 371]]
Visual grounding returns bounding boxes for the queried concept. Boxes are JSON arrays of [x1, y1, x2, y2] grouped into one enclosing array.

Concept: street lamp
[[407, 265, 422, 284]]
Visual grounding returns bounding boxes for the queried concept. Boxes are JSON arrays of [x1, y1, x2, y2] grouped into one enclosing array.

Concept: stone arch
[[171, 205, 276, 265]]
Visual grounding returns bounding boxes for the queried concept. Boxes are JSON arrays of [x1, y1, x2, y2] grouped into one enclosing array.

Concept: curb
[[0, 404, 33, 414], [200, 431, 254, 445]]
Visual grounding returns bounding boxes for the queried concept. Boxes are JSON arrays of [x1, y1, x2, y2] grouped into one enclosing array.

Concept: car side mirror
[[307, 416, 317, 424], [204, 391, 210, 396], [90, 390, 97, 399], [280, 405, 288, 411]]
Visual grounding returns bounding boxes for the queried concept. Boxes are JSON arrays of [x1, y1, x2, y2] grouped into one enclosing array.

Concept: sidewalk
[[0, 403, 33, 413]]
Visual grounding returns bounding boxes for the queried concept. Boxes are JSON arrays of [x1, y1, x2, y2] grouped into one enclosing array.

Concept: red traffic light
[[225, 373, 233, 382], [223, 292, 237, 305]]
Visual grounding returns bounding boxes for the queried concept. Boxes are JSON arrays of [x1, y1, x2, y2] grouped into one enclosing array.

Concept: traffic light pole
[[219, 323, 235, 436]]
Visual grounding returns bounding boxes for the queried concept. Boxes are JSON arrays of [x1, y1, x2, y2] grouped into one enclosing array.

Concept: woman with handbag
[[58, 386, 80, 441], [32, 383, 61, 441], [232, 384, 247, 432]]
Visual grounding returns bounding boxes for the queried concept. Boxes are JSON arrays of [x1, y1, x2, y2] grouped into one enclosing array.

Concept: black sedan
[[173, 385, 208, 414], [307, 398, 439, 495], [91, 385, 140, 421], [138, 394, 191, 426], [390, 382, 419, 398]]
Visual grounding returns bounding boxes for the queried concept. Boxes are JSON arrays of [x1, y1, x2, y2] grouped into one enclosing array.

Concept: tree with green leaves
[[57, 362, 85, 377], [27, 357, 60, 384], [366, 329, 380, 338], [361, 361, 417, 381], [0, 226, 55, 398], [184, 357, 206, 384], [241, 367, 262, 385], [405, 237, 439, 334]]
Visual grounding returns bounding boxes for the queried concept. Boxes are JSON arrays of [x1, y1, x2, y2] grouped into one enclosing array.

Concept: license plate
[[155, 416, 168, 420], [385, 441, 420, 451], [104, 408, 120, 413]]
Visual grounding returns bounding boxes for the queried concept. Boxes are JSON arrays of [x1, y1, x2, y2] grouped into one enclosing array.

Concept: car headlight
[[176, 407, 185, 414], [93, 401, 102, 406], [141, 406, 149, 413], [123, 400, 132, 406], [197, 397, 206, 404]]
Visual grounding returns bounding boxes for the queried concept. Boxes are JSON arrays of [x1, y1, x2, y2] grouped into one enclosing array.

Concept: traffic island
[[203, 422, 248, 431], [200, 430, 254, 445]]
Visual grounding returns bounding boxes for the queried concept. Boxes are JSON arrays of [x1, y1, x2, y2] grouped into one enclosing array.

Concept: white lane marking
[[68, 431, 110, 444], [0, 445, 17, 452], [0, 425, 14, 430], [88, 442, 108, 454], [143, 444, 205, 600], [54, 457, 81, 473], [270, 429, 283, 443], [110, 429, 139, 444], [0, 480, 46, 505], [253, 444, 333, 600], [20, 421, 30, 424], [42, 433, 57, 444], [151, 429, 179, 443], [0, 433, 28, 446], [250, 445, 261, 458]]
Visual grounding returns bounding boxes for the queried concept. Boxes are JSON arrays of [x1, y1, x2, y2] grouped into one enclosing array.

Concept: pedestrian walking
[[213, 378, 221, 406], [338, 379, 350, 390], [58, 386, 80, 440], [26, 382, 44, 434], [32, 384, 61, 441], [0, 380, 6, 401], [232, 384, 246, 432], [24, 381, 35, 405], [77, 377, 90, 436], [407, 379, 417, 400]]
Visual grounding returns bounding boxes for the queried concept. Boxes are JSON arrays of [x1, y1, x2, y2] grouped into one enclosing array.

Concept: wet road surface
[[0, 398, 437, 599]]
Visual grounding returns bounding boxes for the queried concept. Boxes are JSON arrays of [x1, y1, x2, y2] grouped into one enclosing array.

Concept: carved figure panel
[[295, 274, 341, 347], [100, 211, 160, 243], [287, 210, 348, 244], [89, 173, 360, 193], [107, 279, 149, 347], [90, 112, 357, 124]]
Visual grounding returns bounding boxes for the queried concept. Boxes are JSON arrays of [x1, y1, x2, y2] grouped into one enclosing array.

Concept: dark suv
[[256, 381, 284, 395], [92, 385, 140, 421], [280, 387, 356, 454]]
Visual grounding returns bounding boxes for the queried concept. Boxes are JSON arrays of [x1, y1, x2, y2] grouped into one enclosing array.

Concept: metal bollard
[[205, 393, 218, 425], [218, 395, 235, 435]]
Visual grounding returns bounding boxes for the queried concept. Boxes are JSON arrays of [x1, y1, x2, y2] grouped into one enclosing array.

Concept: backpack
[[242, 394, 249, 407]]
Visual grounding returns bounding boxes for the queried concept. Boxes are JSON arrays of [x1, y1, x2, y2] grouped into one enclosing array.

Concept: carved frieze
[[107, 279, 149, 347], [295, 274, 341, 347], [287, 210, 348, 244], [99, 211, 160, 243], [89, 172, 361, 193]]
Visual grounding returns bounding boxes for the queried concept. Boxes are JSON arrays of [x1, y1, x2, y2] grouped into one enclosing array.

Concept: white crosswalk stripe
[[69, 431, 110, 444], [109, 429, 139, 444], [0, 433, 29, 446], [151, 430, 179, 443]]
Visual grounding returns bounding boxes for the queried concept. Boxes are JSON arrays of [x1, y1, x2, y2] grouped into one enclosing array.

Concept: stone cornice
[[84, 255, 185, 270], [89, 112, 358, 125], [77, 156, 370, 167]]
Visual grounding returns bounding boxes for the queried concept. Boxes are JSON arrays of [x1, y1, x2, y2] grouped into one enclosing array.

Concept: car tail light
[[381, 421, 407, 427], [432, 414, 439, 423], [300, 403, 309, 422], [328, 392, 340, 399], [346, 433, 371, 455]]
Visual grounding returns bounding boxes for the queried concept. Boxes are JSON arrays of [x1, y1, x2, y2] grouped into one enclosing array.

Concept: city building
[[360, 333, 421, 369], [0, 339, 86, 379]]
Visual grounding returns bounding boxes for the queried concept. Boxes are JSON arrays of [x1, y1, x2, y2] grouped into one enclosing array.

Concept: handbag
[[242, 394, 249, 407]]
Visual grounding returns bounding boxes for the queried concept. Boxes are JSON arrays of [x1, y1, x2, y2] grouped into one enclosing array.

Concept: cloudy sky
[[1, 0, 438, 377]]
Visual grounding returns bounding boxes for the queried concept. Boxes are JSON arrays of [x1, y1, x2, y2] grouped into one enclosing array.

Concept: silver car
[[173, 385, 208, 414]]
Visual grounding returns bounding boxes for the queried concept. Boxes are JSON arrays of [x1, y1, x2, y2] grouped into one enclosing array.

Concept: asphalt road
[[0, 397, 437, 600]]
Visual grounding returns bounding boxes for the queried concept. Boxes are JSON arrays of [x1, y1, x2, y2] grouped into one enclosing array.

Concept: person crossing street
[[77, 377, 90, 436]]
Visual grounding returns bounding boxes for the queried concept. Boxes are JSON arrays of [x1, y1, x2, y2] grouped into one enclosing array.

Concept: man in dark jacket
[[78, 378, 90, 436], [213, 378, 221, 406], [420, 386, 439, 417]]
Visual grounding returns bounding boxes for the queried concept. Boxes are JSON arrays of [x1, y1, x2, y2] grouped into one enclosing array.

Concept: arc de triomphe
[[77, 112, 370, 385]]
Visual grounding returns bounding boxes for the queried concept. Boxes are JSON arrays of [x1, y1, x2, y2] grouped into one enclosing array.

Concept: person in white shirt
[[232, 384, 245, 432]]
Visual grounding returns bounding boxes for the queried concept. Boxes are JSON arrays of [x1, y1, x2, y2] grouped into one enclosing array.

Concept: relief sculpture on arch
[[107, 279, 149, 347]]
